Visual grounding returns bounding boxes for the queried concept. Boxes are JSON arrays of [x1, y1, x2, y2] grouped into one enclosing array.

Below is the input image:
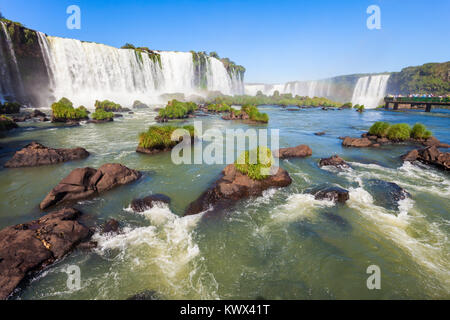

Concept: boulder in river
[[102, 219, 120, 233], [314, 131, 325, 136], [318, 155, 349, 168], [0, 208, 92, 300], [185, 164, 292, 215], [4, 142, 89, 168], [364, 179, 410, 211], [274, 145, 312, 159], [342, 137, 373, 148], [130, 194, 171, 212], [402, 146, 449, 171], [0, 115, 18, 131], [40, 163, 141, 210], [312, 186, 349, 204]]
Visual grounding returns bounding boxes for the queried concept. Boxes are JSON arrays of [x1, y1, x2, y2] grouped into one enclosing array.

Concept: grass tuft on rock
[[95, 100, 122, 112], [92, 109, 114, 121], [386, 123, 412, 141], [369, 121, 391, 137], [235, 146, 273, 180], [139, 125, 195, 150], [411, 123, 432, 139], [241, 104, 269, 123], [158, 100, 198, 119], [51, 98, 88, 120]]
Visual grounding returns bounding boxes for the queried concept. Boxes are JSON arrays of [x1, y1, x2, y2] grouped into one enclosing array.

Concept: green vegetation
[[51, 98, 88, 120], [138, 125, 195, 150], [207, 103, 231, 113], [354, 104, 365, 112], [207, 94, 345, 109], [121, 43, 162, 68], [369, 121, 391, 137], [95, 100, 122, 112], [0, 115, 18, 131], [91, 109, 114, 121], [235, 147, 273, 180], [0, 102, 21, 114], [387, 61, 450, 96], [158, 100, 198, 119], [387, 123, 412, 141], [411, 123, 432, 139], [241, 104, 269, 123], [368, 121, 432, 140]]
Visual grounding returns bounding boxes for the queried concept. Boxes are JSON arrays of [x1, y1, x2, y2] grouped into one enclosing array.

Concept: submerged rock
[[312, 186, 349, 204], [402, 146, 450, 171], [40, 163, 141, 210], [318, 155, 349, 168], [127, 290, 160, 300], [274, 144, 312, 159], [314, 131, 326, 136], [364, 179, 410, 211], [322, 212, 350, 228], [0, 208, 92, 300], [130, 194, 171, 212], [185, 164, 292, 215], [4, 142, 89, 168]]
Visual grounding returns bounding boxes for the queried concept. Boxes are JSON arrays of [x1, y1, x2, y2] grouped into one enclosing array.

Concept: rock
[[342, 137, 373, 148], [31, 109, 46, 118], [127, 290, 160, 300], [314, 131, 325, 136], [133, 101, 149, 109], [0, 208, 91, 300], [312, 186, 349, 204], [87, 118, 113, 124], [364, 179, 410, 211], [402, 146, 450, 170], [185, 164, 292, 215], [4, 142, 89, 168], [113, 114, 123, 118], [422, 136, 450, 148], [128, 112, 134, 114], [130, 194, 171, 212], [102, 219, 119, 233], [274, 145, 312, 159], [40, 163, 141, 210], [221, 110, 249, 121], [318, 155, 349, 168], [0, 115, 18, 131]]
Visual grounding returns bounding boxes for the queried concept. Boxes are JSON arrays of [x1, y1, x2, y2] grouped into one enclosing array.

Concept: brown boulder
[[4, 142, 89, 168], [185, 164, 292, 215], [102, 219, 119, 233], [422, 136, 450, 148], [313, 186, 349, 204], [0, 208, 91, 300], [318, 155, 349, 168], [402, 146, 450, 170], [342, 137, 373, 148], [40, 163, 141, 210], [130, 194, 171, 212], [274, 145, 312, 159]]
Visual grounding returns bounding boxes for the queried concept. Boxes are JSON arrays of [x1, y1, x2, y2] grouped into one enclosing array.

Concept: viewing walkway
[[384, 97, 450, 112]]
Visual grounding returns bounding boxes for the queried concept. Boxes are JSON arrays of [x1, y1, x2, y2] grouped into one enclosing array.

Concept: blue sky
[[1, 0, 449, 83]]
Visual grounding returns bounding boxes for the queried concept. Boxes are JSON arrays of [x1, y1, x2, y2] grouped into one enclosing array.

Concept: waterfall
[[0, 21, 24, 102], [245, 80, 332, 98], [351, 74, 390, 108], [31, 35, 244, 108]]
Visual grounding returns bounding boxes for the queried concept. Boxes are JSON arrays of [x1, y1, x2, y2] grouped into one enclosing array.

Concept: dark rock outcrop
[[40, 163, 141, 210], [0, 115, 18, 131], [185, 164, 292, 215], [4, 142, 89, 168], [318, 155, 349, 168], [102, 219, 119, 233], [221, 110, 249, 121], [131, 194, 171, 212], [364, 179, 410, 211], [87, 118, 113, 124], [402, 146, 450, 170], [127, 290, 160, 300], [274, 145, 312, 159], [312, 186, 349, 204], [0, 208, 91, 300]]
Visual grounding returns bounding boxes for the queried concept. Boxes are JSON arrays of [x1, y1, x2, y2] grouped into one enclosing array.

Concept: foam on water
[[93, 202, 218, 299]]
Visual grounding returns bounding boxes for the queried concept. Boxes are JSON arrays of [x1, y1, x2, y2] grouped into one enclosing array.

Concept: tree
[[209, 51, 220, 59]]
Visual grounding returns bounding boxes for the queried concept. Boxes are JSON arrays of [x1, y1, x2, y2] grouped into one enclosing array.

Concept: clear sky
[[1, 0, 449, 83]]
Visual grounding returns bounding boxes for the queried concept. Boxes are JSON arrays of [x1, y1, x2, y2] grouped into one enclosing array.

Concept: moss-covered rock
[[137, 125, 195, 154], [51, 97, 88, 122], [0, 115, 18, 131]]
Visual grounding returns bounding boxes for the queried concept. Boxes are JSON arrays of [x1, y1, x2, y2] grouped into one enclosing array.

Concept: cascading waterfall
[[351, 74, 390, 108], [245, 80, 332, 98], [32, 35, 244, 108], [0, 21, 24, 102]]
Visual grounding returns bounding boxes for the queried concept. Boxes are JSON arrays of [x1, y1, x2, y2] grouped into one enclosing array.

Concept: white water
[[0, 21, 24, 102], [33, 35, 244, 108], [351, 74, 390, 108]]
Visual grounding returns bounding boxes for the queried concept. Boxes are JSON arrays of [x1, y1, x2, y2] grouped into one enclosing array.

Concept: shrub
[[139, 125, 195, 149], [411, 123, 432, 139], [92, 109, 114, 121], [207, 103, 231, 113], [0, 102, 21, 114], [158, 100, 198, 119], [95, 100, 122, 112], [387, 123, 411, 141], [369, 121, 391, 137], [0, 115, 18, 131], [51, 98, 88, 120], [235, 146, 273, 180], [241, 104, 269, 123]]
